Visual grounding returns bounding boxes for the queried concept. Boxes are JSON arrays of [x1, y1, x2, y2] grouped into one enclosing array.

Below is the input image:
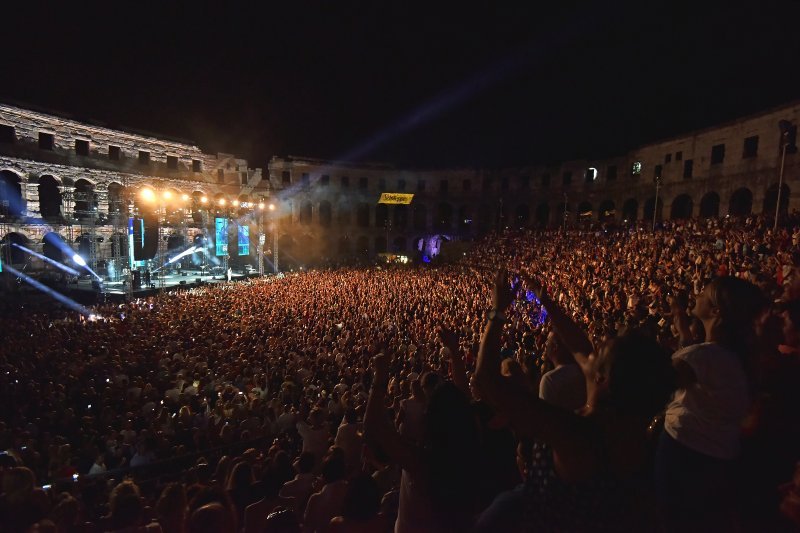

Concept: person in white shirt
[[656, 277, 766, 528], [538, 331, 586, 412], [334, 409, 362, 475], [297, 408, 331, 465]]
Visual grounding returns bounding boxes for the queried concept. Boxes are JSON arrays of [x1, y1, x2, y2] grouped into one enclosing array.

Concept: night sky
[[3, 1, 800, 169]]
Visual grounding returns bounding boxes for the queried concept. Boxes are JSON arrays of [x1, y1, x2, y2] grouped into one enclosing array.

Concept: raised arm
[[526, 277, 594, 364], [363, 354, 421, 472], [473, 271, 589, 453], [438, 326, 470, 398]]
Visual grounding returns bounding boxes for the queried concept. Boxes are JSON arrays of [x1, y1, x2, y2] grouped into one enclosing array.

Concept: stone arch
[[73, 178, 97, 220], [107, 182, 126, 216], [670, 194, 693, 220], [514, 204, 530, 228], [376, 203, 389, 228], [299, 201, 313, 225], [435, 202, 453, 231], [413, 204, 427, 231], [622, 198, 638, 221], [38, 175, 62, 220], [535, 202, 550, 227], [699, 192, 720, 218], [598, 200, 615, 222], [729, 188, 753, 217], [763, 183, 790, 215], [42, 232, 68, 263], [0, 232, 29, 264], [318, 201, 332, 227], [644, 196, 663, 222], [0, 169, 25, 218], [337, 204, 351, 227]]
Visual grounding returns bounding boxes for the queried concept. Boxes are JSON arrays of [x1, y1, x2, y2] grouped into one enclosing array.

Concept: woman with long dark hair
[[364, 357, 480, 532]]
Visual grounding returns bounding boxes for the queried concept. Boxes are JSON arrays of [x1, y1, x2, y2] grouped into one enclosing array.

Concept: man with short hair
[[538, 331, 587, 412]]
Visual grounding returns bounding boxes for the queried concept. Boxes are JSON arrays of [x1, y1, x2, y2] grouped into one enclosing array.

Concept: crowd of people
[[0, 212, 799, 532]]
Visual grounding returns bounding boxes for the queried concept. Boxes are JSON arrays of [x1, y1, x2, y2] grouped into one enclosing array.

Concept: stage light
[[233, 200, 239, 207], [141, 188, 155, 202], [163, 190, 172, 200], [181, 193, 189, 202], [268, 203, 276, 211], [72, 254, 87, 266], [200, 196, 208, 204], [218, 198, 226, 206]]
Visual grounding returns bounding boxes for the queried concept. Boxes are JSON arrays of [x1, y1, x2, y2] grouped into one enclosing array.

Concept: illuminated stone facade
[[2, 99, 798, 272], [0, 103, 268, 273], [268, 101, 800, 262]]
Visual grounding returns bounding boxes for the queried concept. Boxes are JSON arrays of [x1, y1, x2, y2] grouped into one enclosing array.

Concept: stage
[[63, 269, 261, 303]]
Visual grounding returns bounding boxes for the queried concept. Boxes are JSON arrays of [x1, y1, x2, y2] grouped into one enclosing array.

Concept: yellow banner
[[378, 193, 414, 205]]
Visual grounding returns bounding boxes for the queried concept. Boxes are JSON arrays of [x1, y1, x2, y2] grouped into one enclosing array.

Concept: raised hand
[[371, 353, 390, 383], [523, 274, 545, 297], [438, 325, 459, 352], [492, 269, 515, 311]]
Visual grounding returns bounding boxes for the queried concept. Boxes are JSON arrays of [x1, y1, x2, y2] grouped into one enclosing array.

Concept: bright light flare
[[218, 198, 226, 206], [12, 243, 79, 275], [168, 246, 198, 264], [258, 202, 265, 210], [268, 203, 276, 211], [72, 254, 87, 266], [163, 190, 172, 200], [233, 200, 240, 207], [181, 193, 189, 202], [3, 264, 94, 317], [140, 188, 155, 202], [200, 196, 208, 204]]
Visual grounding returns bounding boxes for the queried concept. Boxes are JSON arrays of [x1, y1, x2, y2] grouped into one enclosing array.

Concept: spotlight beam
[[3, 264, 94, 317], [71, 254, 103, 282], [11, 243, 80, 276]]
